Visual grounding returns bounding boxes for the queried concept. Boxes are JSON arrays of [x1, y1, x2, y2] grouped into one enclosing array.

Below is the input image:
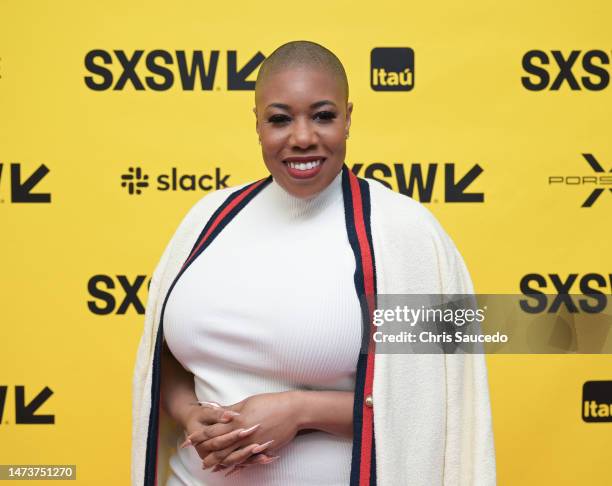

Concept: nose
[[289, 117, 317, 149]]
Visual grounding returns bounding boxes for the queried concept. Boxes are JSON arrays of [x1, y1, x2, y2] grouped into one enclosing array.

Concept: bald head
[[255, 40, 349, 105]]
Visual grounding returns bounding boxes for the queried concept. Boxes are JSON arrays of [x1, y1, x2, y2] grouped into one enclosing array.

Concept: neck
[[267, 170, 343, 219]]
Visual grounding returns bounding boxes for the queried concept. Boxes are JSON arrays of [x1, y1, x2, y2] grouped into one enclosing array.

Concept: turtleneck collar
[[266, 168, 344, 219]]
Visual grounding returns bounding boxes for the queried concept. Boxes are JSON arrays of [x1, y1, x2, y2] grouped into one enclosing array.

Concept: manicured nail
[[238, 423, 261, 437], [262, 455, 280, 464], [198, 401, 222, 408], [220, 410, 240, 422], [252, 439, 274, 454], [179, 438, 192, 449]]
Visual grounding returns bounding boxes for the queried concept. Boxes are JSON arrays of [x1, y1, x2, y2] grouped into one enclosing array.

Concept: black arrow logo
[[11, 163, 51, 203], [581, 153, 612, 208], [15, 386, 54, 424], [445, 163, 484, 202], [0, 386, 7, 423], [227, 51, 265, 90]]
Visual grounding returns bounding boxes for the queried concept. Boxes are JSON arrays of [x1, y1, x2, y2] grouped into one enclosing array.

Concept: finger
[[203, 443, 257, 469], [201, 424, 261, 452], [193, 406, 240, 428], [239, 453, 272, 466], [188, 423, 233, 446], [224, 453, 280, 476], [260, 455, 280, 464], [221, 440, 274, 467], [195, 401, 222, 409]]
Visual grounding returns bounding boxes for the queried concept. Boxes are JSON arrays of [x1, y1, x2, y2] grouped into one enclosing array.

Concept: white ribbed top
[[163, 169, 362, 486]]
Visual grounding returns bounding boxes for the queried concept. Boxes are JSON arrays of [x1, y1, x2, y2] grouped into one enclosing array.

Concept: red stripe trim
[[348, 172, 376, 486], [181, 179, 266, 270], [153, 179, 266, 485]]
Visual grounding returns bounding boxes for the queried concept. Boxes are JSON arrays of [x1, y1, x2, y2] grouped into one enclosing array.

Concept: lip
[[283, 156, 326, 180], [283, 156, 326, 163]]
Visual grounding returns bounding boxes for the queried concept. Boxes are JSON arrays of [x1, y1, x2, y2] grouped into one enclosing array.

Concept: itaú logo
[[548, 153, 612, 207], [370, 47, 415, 91], [583, 381, 612, 422]]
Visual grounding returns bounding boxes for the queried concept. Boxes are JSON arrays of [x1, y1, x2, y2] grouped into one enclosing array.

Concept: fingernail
[[262, 455, 280, 464], [252, 439, 274, 454], [199, 401, 222, 408], [220, 411, 240, 422], [179, 438, 192, 449], [238, 423, 261, 437]]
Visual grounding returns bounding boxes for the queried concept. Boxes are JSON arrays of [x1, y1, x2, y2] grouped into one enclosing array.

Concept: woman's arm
[[196, 389, 354, 470], [160, 340, 199, 429], [293, 390, 354, 438]]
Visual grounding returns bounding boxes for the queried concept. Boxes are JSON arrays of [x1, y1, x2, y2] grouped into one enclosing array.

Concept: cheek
[[261, 130, 286, 153], [321, 127, 346, 151]]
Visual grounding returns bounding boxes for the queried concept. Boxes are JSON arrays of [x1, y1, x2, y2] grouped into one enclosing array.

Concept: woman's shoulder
[[363, 176, 443, 234], [179, 179, 256, 226]]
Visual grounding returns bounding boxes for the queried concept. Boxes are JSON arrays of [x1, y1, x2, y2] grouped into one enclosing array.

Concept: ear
[[253, 106, 260, 137], [345, 101, 353, 134]]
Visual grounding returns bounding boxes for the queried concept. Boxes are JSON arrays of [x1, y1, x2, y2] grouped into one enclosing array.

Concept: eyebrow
[[265, 100, 337, 111]]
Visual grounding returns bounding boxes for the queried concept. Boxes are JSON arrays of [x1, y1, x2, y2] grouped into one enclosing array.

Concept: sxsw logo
[[583, 381, 612, 422], [0, 386, 54, 424], [519, 273, 612, 313], [0, 163, 51, 203], [371, 47, 415, 91], [521, 50, 610, 91], [351, 162, 483, 202], [87, 274, 151, 315], [121, 166, 230, 195], [84, 50, 265, 91], [548, 153, 611, 207]]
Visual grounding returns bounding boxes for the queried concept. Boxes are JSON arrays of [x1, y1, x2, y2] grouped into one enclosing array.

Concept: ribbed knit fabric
[[163, 169, 362, 486]]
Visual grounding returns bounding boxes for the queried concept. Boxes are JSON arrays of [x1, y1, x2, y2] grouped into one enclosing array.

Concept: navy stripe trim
[[143, 177, 272, 486], [342, 165, 371, 486]]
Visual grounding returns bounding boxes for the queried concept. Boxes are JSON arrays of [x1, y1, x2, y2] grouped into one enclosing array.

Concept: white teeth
[[287, 159, 323, 170]]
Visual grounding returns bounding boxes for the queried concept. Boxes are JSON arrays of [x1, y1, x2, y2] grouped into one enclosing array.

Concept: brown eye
[[268, 114, 290, 124], [314, 111, 337, 122]]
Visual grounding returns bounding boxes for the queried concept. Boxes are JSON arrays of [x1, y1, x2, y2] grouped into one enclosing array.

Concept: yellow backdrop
[[1, 0, 610, 484]]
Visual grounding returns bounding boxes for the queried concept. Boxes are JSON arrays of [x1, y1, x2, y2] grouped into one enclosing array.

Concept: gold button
[[365, 394, 373, 408]]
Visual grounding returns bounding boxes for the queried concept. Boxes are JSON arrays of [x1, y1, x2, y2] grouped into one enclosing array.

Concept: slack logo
[[371, 47, 415, 91], [583, 381, 612, 422], [121, 166, 231, 195], [0, 163, 51, 203]]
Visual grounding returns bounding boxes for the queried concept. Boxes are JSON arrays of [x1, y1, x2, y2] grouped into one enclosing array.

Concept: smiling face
[[254, 66, 353, 198]]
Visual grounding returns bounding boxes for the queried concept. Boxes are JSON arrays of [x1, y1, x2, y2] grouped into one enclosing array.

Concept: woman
[[131, 40, 496, 485]]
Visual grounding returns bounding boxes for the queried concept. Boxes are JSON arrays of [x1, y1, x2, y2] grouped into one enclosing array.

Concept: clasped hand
[[180, 391, 302, 476]]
